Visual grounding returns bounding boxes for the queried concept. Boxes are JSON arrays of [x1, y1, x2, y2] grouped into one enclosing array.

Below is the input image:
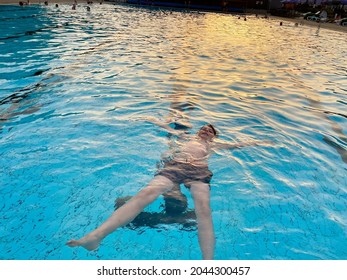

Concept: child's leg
[[66, 175, 175, 250], [189, 182, 215, 260]]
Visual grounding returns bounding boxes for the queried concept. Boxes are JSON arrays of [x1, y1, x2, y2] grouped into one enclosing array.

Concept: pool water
[[0, 3, 346, 260]]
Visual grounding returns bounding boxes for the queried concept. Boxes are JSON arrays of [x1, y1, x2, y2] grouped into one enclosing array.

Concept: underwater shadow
[[115, 196, 197, 231]]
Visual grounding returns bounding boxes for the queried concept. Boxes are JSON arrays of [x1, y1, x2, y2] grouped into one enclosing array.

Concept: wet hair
[[207, 124, 217, 136]]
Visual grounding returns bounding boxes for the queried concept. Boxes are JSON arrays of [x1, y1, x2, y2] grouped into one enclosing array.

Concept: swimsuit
[[156, 160, 213, 188]]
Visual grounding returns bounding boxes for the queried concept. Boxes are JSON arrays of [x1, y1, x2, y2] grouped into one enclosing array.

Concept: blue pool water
[[0, 3, 346, 260]]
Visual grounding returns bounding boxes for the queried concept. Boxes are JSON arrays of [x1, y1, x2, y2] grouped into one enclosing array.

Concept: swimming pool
[[0, 3, 346, 260]]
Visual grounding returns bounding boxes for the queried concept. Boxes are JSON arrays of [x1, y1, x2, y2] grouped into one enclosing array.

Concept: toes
[[66, 240, 79, 247]]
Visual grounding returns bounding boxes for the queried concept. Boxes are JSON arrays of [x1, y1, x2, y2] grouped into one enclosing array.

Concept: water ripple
[[0, 4, 347, 260]]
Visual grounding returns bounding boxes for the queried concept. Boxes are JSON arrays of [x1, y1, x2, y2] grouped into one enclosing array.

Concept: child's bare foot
[[66, 233, 101, 251]]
